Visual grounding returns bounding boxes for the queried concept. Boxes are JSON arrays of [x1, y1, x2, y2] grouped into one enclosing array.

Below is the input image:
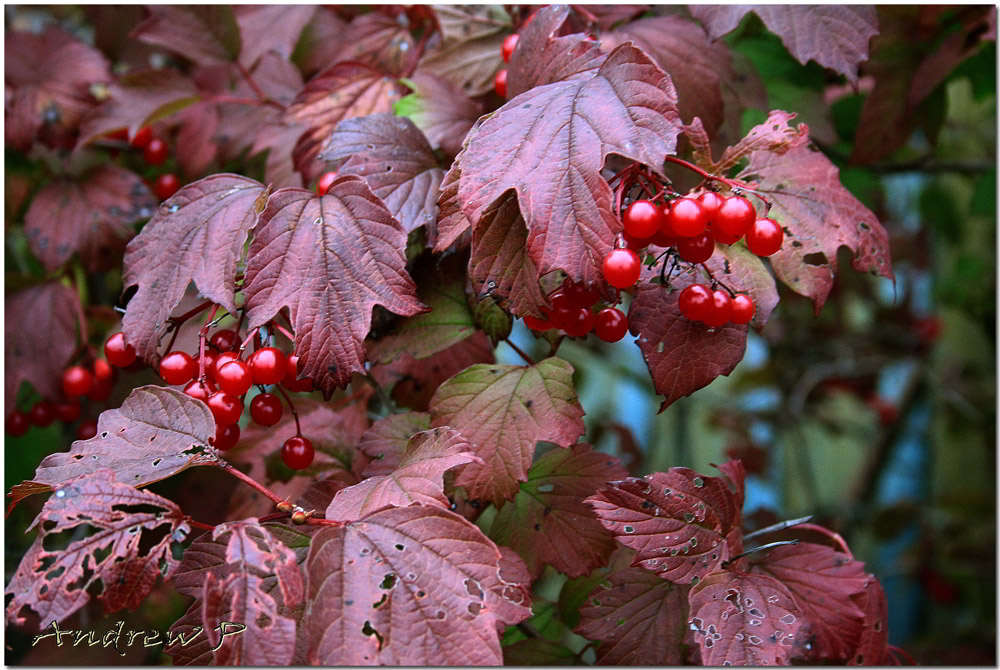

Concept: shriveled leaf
[[326, 427, 478, 521], [429, 357, 586, 505], [5, 282, 85, 409], [738, 143, 894, 310], [696, 109, 810, 175], [5, 470, 188, 629], [24, 165, 156, 271], [358, 412, 432, 477], [398, 71, 483, 157], [131, 6, 241, 65], [121, 175, 267, 362], [847, 577, 889, 665], [688, 569, 806, 666], [576, 563, 690, 665], [490, 445, 627, 578], [507, 5, 606, 98], [243, 179, 425, 391], [628, 285, 748, 410], [586, 469, 743, 584], [234, 5, 315, 66], [419, 6, 512, 97], [458, 44, 682, 285], [320, 114, 444, 234], [305, 506, 531, 664]]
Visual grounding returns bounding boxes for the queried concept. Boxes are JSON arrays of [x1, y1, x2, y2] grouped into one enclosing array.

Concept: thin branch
[[215, 461, 287, 506], [185, 517, 216, 531], [273, 383, 302, 436], [503, 337, 535, 365]]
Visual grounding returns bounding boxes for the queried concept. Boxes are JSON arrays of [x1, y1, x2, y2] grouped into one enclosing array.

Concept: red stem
[[257, 511, 293, 523], [795, 523, 853, 557], [663, 155, 773, 210], [215, 461, 287, 506], [503, 337, 535, 366], [169, 300, 215, 326], [236, 62, 284, 110], [273, 383, 302, 436], [304, 517, 343, 527], [197, 305, 220, 381], [238, 326, 261, 354], [272, 322, 296, 343], [186, 518, 216, 531]]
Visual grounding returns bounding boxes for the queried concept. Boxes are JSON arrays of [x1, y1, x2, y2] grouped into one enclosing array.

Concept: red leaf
[[24, 165, 156, 271], [326, 427, 478, 521], [586, 469, 743, 584], [131, 6, 241, 66], [399, 71, 483, 157], [250, 120, 306, 189], [320, 114, 444, 234], [429, 357, 586, 506], [328, 12, 416, 77], [432, 146, 475, 251], [627, 284, 748, 410], [847, 576, 890, 665], [458, 44, 682, 285], [688, 6, 752, 40], [749, 544, 870, 661], [174, 102, 220, 178], [121, 174, 267, 362], [358, 412, 432, 476], [418, 6, 513, 97], [507, 5, 606, 98], [695, 109, 811, 175], [5, 470, 188, 629], [286, 62, 400, 183], [738, 143, 894, 310], [688, 569, 806, 665], [5, 281, 84, 409], [243, 179, 426, 391], [304, 506, 531, 664], [234, 5, 315, 67], [576, 560, 691, 665], [489, 444, 627, 579]]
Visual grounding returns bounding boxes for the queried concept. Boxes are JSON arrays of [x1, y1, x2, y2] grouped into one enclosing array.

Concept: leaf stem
[[503, 337, 535, 365], [215, 461, 287, 506], [273, 383, 302, 436], [186, 517, 216, 531], [663, 155, 773, 211], [235, 61, 285, 111], [238, 326, 261, 354], [743, 515, 813, 542], [793, 523, 853, 557]]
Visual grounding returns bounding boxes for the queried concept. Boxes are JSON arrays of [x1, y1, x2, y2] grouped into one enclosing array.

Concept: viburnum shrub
[[5, 5, 904, 666]]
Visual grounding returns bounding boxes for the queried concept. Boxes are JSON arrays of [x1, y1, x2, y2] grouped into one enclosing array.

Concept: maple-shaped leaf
[[738, 142, 894, 310], [131, 6, 241, 66], [220, 54, 304, 162], [418, 5, 512, 97], [320, 113, 444, 235], [689, 110, 811, 175], [397, 71, 483, 157], [234, 5, 315, 67], [627, 284, 748, 410], [429, 357, 586, 505], [8, 386, 216, 512], [5, 470, 189, 629], [357, 412, 432, 476], [847, 576, 889, 665], [24, 164, 156, 272], [506, 4, 606, 98], [576, 561, 690, 665], [121, 174, 267, 362], [243, 178, 426, 392], [370, 331, 496, 412], [458, 44, 682, 285], [286, 62, 400, 183], [586, 469, 743, 585], [5, 26, 110, 151], [326, 427, 478, 521], [688, 569, 806, 666], [749, 543, 870, 662], [489, 444, 627, 579], [304, 505, 531, 664], [4, 281, 84, 410]]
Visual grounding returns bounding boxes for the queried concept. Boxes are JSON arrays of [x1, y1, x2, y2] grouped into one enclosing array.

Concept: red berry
[[703, 289, 734, 327], [594, 308, 628, 342], [282, 435, 315, 470], [92, 359, 113, 385], [210, 351, 240, 384], [746, 218, 784, 256], [711, 225, 743, 245], [195, 351, 217, 379], [676, 232, 715, 264], [104, 332, 136, 367], [6, 410, 29, 436], [563, 307, 595, 338], [523, 314, 551, 331], [282, 354, 314, 392], [678, 284, 713, 322], [250, 393, 283, 426], [494, 69, 508, 98], [652, 229, 681, 248], [716, 195, 756, 238], [211, 423, 240, 451], [564, 280, 601, 308], [867, 393, 899, 426], [546, 307, 573, 332], [28, 401, 55, 427], [209, 329, 239, 352], [54, 399, 81, 423], [61, 365, 94, 398], [87, 377, 113, 402], [730, 294, 755, 324], [183, 380, 215, 403], [154, 173, 180, 200], [548, 290, 572, 312], [217, 360, 253, 396], [317, 171, 338, 195], [623, 200, 661, 239], [622, 229, 649, 251], [697, 191, 725, 223], [206, 392, 243, 426], [502, 33, 519, 62], [130, 125, 153, 149], [249, 347, 287, 385], [160, 351, 197, 385], [143, 137, 168, 166], [75, 418, 98, 441], [666, 197, 707, 237], [603, 248, 641, 289]]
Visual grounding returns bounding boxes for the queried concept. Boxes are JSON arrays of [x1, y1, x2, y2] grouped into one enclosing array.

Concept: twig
[[503, 337, 535, 365], [663, 155, 773, 210], [185, 517, 216, 531], [215, 461, 287, 506], [273, 383, 302, 436]]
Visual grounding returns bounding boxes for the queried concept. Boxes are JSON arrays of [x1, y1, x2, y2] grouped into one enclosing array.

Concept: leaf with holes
[[326, 427, 478, 522], [689, 109, 811, 175], [24, 164, 156, 272], [506, 5, 605, 98], [847, 576, 889, 665], [305, 505, 531, 664], [121, 174, 267, 362], [243, 178, 426, 392], [418, 5, 512, 97], [320, 114, 444, 234], [429, 357, 586, 506], [5, 469, 189, 629], [131, 6, 241, 66], [738, 142, 894, 311], [457, 44, 682, 285], [627, 285, 748, 410], [489, 445, 627, 579], [358, 412, 432, 477], [586, 469, 743, 585], [397, 71, 483, 157]]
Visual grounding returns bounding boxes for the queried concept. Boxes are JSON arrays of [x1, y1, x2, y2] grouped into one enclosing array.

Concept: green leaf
[[473, 296, 512, 345]]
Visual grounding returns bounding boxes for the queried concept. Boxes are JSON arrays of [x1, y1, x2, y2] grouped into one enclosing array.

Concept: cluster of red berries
[[494, 33, 519, 98], [522, 278, 630, 343], [107, 125, 180, 200], [677, 284, 755, 327]]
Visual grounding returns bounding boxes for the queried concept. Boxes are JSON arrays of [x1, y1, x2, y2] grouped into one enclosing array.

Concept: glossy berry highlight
[[282, 435, 315, 470]]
